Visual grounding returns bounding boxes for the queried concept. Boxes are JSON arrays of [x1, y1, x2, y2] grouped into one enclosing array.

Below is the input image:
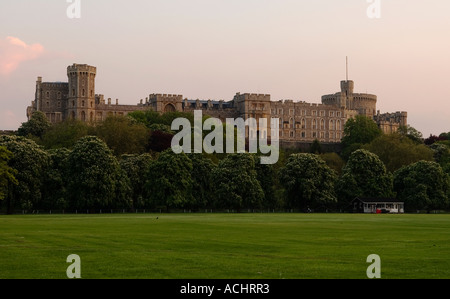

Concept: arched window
[[81, 100, 85, 107], [337, 120, 341, 131], [320, 119, 325, 130], [81, 111, 86, 122], [312, 119, 317, 130]]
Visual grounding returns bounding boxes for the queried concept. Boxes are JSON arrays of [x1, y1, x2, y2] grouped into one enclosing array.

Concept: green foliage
[[341, 115, 382, 159], [211, 153, 264, 211], [188, 154, 217, 209], [0, 135, 50, 213], [394, 161, 449, 211], [66, 136, 126, 210], [17, 111, 51, 139], [319, 152, 345, 175], [41, 148, 71, 210], [119, 154, 154, 209], [336, 149, 393, 208], [145, 149, 193, 210], [397, 125, 424, 144], [40, 119, 91, 149], [279, 153, 337, 211], [93, 116, 150, 156], [0, 146, 18, 201], [364, 133, 434, 172]]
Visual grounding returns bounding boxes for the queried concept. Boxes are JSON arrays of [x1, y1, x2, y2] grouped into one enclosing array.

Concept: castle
[[27, 63, 407, 145]]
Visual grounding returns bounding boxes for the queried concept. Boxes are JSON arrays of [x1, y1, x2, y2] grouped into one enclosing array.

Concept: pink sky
[[0, 0, 449, 136]]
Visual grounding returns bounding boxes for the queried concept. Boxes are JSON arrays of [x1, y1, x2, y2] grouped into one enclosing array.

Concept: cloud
[[0, 36, 45, 75]]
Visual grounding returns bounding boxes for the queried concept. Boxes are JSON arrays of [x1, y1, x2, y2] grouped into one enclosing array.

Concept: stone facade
[[27, 63, 407, 143]]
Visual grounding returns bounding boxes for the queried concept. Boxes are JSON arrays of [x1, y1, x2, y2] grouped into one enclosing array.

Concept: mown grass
[[0, 213, 449, 279]]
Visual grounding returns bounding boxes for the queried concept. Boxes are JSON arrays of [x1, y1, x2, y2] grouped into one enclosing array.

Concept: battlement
[[67, 63, 97, 75]]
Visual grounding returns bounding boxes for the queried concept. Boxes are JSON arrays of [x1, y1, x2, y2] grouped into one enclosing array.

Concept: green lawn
[[0, 213, 449, 279]]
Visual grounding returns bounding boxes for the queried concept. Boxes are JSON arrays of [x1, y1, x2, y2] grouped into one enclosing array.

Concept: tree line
[[0, 111, 449, 214]]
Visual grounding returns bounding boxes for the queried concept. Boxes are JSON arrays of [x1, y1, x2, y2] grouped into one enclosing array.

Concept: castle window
[[278, 108, 283, 115], [301, 118, 306, 129], [91, 102, 93, 108], [336, 111, 341, 117], [301, 132, 306, 138], [290, 131, 294, 138], [320, 119, 325, 130], [72, 100, 75, 107], [57, 101, 61, 108], [82, 89, 85, 97], [330, 119, 335, 130], [312, 119, 317, 130], [46, 92, 50, 99], [57, 92, 62, 100], [320, 132, 325, 139], [312, 110, 317, 116], [320, 110, 325, 117], [337, 120, 342, 130], [90, 90, 93, 97], [329, 111, 335, 117], [46, 101, 50, 107], [81, 111, 86, 122], [313, 132, 317, 138], [82, 100, 85, 107]]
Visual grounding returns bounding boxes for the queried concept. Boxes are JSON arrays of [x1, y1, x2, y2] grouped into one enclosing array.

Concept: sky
[[0, 0, 449, 137]]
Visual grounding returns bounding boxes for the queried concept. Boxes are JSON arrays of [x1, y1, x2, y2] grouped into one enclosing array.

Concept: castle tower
[[67, 64, 97, 122]]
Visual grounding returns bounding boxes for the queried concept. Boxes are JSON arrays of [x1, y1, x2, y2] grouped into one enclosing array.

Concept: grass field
[[0, 213, 449, 279]]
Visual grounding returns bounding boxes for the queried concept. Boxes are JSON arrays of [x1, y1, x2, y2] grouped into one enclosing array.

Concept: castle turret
[[67, 64, 97, 121]]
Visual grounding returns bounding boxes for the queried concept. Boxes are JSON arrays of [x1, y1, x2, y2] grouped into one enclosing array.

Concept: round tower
[[67, 64, 97, 122]]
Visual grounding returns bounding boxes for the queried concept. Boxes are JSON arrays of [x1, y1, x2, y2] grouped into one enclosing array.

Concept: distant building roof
[[353, 197, 404, 203]]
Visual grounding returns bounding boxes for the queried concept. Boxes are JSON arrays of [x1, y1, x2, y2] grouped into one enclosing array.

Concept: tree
[[364, 133, 434, 173], [0, 136, 49, 214], [17, 111, 51, 139], [254, 155, 278, 209], [41, 148, 71, 210], [0, 146, 18, 202], [148, 130, 174, 153], [66, 136, 126, 210], [211, 153, 264, 211], [397, 125, 423, 144], [394, 161, 449, 211], [145, 149, 193, 210], [279, 153, 337, 211], [341, 115, 383, 159], [119, 154, 154, 209], [336, 149, 393, 208], [94, 116, 150, 156], [40, 119, 91, 149], [319, 152, 345, 175], [188, 154, 216, 210]]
